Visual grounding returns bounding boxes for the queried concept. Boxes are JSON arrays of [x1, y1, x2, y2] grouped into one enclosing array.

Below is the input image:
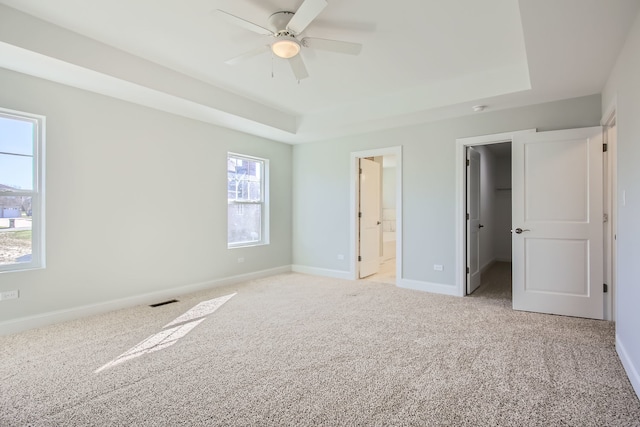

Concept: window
[[0, 108, 45, 272], [227, 153, 268, 247]]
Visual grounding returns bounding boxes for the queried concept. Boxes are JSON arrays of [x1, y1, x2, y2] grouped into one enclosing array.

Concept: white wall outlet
[[433, 264, 444, 271], [337, 254, 344, 260], [0, 290, 19, 301], [237, 257, 245, 263]]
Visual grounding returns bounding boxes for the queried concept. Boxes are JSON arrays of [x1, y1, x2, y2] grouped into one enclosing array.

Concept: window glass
[[0, 196, 33, 265], [0, 116, 34, 155], [227, 203, 262, 245], [0, 153, 34, 190]]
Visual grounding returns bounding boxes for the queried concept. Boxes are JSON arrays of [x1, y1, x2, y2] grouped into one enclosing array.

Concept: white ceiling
[[0, 0, 638, 143]]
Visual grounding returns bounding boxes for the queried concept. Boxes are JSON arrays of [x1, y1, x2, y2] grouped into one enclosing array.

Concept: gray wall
[[0, 68, 292, 325], [494, 154, 512, 262], [382, 166, 396, 210], [474, 145, 497, 270], [602, 9, 640, 398], [292, 95, 602, 288]]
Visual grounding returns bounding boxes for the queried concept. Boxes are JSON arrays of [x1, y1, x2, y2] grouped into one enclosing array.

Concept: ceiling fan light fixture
[[272, 36, 301, 59]]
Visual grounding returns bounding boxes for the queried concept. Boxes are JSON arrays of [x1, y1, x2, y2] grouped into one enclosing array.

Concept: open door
[[512, 127, 603, 319], [466, 147, 482, 294], [359, 158, 381, 278]]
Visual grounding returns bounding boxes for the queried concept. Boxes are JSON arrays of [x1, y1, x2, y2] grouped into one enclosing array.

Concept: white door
[[467, 147, 482, 294], [359, 158, 381, 278], [512, 127, 603, 319]]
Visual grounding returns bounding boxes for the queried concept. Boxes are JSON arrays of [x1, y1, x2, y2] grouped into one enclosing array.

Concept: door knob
[[479, 224, 485, 229], [513, 228, 530, 234]]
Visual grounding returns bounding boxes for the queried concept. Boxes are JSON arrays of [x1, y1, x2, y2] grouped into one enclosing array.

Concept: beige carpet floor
[[1, 267, 639, 426]]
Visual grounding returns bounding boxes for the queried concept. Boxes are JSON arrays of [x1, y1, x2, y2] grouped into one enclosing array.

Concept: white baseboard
[[397, 278, 461, 297], [617, 334, 640, 399], [0, 265, 292, 336], [291, 265, 353, 280]]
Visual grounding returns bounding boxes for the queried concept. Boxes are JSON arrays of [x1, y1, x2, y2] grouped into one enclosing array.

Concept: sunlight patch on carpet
[[164, 292, 236, 328], [95, 293, 236, 373]]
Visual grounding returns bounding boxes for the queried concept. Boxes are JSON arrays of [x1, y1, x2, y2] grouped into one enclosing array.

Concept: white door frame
[[350, 146, 403, 281], [455, 129, 535, 297], [602, 98, 617, 321]]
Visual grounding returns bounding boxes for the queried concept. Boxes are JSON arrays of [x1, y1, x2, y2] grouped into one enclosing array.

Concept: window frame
[[227, 152, 269, 248], [0, 108, 45, 273]]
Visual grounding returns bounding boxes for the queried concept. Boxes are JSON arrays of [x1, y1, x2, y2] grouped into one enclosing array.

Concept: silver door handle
[[512, 228, 530, 234]]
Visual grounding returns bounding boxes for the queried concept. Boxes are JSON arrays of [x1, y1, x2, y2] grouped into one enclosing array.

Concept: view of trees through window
[[228, 154, 264, 246]]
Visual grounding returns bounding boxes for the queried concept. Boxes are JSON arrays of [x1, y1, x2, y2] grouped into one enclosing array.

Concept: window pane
[[227, 156, 262, 202], [228, 203, 261, 245], [0, 153, 33, 190], [0, 196, 33, 265], [0, 116, 34, 156]]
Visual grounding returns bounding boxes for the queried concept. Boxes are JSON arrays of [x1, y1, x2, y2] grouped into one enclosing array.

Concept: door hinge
[[466, 267, 470, 274], [603, 213, 608, 223], [466, 159, 470, 166], [358, 212, 362, 218], [603, 143, 608, 152], [603, 283, 608, 293], [359, 168, 363, 174], [466, 213, 470, 220], [358, 256, 362, 262]]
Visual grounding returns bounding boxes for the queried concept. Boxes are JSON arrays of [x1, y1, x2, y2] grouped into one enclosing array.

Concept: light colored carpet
[[1, 267, 639, 426]]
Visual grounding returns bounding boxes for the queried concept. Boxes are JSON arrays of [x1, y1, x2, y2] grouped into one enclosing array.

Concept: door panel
[[466, 147, 481, 294], [359, 158, 381, 278], [524, 139, 588, 222], [525, 238, 587, 295], [512, 127, 603, 319]]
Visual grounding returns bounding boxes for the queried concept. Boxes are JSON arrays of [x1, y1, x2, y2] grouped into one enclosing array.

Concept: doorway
[[350, 147, 402, 283], [465, 143, 513, 297], [455, 129, 535, 298], [457, 128, 609, 320]]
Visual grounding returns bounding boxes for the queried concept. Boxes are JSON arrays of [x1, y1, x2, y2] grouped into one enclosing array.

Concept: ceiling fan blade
[[216, 10, 273, 35], [289, 54, 309, 80], [225, 45, 270, 65], [286, 0, 327, 34], [302, 37, 362, 55]]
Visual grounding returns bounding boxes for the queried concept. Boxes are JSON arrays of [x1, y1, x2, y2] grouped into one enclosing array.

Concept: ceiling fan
[[217, 0, 363, 80]]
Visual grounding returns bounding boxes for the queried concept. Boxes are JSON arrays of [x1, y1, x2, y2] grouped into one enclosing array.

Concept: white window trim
[[227, 152, 269, 248], [0, 107, 46, 273]]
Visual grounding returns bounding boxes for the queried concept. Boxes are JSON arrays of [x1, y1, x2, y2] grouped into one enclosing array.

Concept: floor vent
[[149, 299, 178, 308]]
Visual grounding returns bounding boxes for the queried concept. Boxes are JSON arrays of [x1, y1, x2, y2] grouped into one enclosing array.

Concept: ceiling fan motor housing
[[269, 11, 295, 33]]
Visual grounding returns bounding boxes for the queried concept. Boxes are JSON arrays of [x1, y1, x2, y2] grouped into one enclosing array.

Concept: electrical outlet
[[0, 290, 19, 301], [237, 257, 245, 263], [433, 264, 443, 271]]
